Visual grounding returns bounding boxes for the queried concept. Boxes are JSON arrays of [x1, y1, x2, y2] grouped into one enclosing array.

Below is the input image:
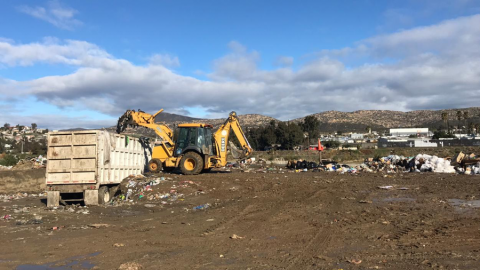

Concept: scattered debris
[[347, 259, 362, 265], [193, 204, 210, 211], [230, 234, 244, 239], [118, 262, 143, 270], [89, 224, 111, 229], [359, 200, 373, 204]]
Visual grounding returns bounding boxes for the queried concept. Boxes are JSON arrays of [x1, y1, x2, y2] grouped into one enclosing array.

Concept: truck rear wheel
[[148, 159, 163, 173], [180, 152, 204, 175], [98, 186, 110, 204]]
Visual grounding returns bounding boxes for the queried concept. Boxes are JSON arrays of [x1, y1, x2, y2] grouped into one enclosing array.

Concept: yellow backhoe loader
[[116, 108, 253, 175]]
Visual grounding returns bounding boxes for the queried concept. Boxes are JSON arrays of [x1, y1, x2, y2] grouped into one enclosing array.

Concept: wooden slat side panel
[[72, 146, 96, 158], [73, 134, 97, 145], [72, 172, 95, 182], [49, 134, 72, 146], [48, 160, 71, 172], [47, 172, 71, 183], [47, 146, 72, 159], [72, 159, 96, 169]]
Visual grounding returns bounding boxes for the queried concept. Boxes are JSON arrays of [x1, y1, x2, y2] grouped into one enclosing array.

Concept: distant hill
[[162, 114, 278, 129], [154, 112, 199, 122], [292, 107, 480, 133], [113, 107, 480, 136]]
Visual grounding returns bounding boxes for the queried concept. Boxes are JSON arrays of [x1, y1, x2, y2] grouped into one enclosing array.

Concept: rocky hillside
[[113, 107, 480, 136], [291, 107, 480, 132], [162, 114, 277, 129], [155, 112, 199, 122]]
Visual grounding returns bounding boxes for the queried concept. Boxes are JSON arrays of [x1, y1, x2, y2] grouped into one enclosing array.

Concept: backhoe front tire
[[180, 152, 204, 175], [149, 159, 163, 173]]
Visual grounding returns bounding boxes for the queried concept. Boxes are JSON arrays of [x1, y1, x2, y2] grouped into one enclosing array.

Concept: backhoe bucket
[[116, 110, 134, 134], [229, 141, 247, 160]]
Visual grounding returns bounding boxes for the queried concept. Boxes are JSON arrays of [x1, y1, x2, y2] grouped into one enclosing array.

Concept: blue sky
[[1, 0, 480, 128]]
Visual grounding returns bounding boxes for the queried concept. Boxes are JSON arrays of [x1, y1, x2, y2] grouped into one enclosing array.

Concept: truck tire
[[98, 186, 110, 205], [109, 185, 119, 198], [180, 152, 204, 175], [148, 159, 163, 173]]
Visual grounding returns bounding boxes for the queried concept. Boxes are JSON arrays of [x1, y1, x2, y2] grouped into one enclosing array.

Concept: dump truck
[[45, 130, 152, 207]]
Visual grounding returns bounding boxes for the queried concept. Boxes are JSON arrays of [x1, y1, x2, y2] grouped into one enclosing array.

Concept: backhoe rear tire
[[149, 159, 163, 173], [180, 152, 204, 175]]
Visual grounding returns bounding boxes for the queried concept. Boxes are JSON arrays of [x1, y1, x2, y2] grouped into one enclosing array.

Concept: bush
[[0, 154, 17, 166]]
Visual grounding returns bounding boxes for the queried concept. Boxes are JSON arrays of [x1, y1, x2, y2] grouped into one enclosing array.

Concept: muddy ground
[[2, 171, 480, 270]]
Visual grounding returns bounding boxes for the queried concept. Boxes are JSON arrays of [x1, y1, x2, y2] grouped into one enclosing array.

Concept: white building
[[390, 128, 430, 137], [351, 133, 364, 140]]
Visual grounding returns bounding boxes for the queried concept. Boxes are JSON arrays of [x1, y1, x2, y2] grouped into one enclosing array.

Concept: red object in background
[[318, 139, 324, 151]]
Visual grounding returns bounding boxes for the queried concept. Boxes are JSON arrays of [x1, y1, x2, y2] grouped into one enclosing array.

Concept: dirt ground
[[2, 171, 480, 270]]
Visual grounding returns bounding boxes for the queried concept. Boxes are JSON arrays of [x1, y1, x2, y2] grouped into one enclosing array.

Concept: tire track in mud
[[284, 227, 333, 270], [202, 204, 259, 236], [391, 213, 434, 241]]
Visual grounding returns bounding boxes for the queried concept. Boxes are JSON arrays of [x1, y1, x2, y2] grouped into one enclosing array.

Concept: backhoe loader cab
[[174, 124, 214, 157]]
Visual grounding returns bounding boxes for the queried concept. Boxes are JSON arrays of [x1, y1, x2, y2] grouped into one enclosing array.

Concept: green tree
[[301, 115, 320, 144], [432, 131, 456, 140], [441, 112, 449, 132], [463, 111, 469, 132], [31, 123, 37, 132], [283, 122, 304, 150], [456, 110, 463, 130], [365, 126, 372, 134]]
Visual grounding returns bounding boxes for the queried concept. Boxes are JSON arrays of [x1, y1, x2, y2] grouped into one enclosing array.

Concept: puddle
[[382, 197, 416, 203], [373, 197, 416, 204], [448, 199, 480, 210], [16, 252, 100, 270]]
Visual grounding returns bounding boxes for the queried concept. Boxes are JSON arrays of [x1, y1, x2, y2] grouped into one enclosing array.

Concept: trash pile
[[278, 152, 480, 175], [114, 174, 204, 205], [0, 192, 46, 202], [285, 160, 357, 173], [14, 155, 47, 170], [453, 152, 480, 175], [361, 152, 480, 174], [0, 165, 13, 170]]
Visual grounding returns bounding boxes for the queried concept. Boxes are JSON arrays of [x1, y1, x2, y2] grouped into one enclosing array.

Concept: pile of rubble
[[361, 152, 480, 174], [114, 174, 204, 205], [0, 155, 47, 171], [14, 155, 47, 170], [275, 151, 480, 175], [1, 192, 46, 202], [0, 165, 13, 170]]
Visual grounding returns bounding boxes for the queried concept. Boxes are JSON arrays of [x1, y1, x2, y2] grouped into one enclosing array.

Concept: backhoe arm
[[213, 111, 253, 166], [116, 109, 175, 146]]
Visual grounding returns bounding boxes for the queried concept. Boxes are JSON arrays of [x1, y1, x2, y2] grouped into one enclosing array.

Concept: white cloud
[[0, 38, 110, 67], [274, 56, 294, 67], [1, 14, 480, 128], [17, 0, 82, 30], [149, 54, 180, 68]]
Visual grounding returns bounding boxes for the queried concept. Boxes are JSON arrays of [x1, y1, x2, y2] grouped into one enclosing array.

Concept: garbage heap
[[453, 152, 480, 175], [114, 174, 204, 205], [286, 160, 357, 173], [361, 152, 480, 174], [3, 155, 48, 170]]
